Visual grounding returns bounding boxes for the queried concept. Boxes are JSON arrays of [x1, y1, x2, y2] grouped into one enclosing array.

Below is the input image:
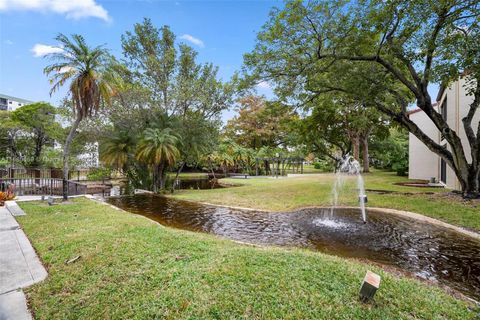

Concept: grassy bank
[[172, 171, 480, 231], [18, 198, 475, 319]]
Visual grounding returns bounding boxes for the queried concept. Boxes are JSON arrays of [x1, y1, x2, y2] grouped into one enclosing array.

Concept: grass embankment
[[172, 170, 480, 231], [18, 198, 475, 319]]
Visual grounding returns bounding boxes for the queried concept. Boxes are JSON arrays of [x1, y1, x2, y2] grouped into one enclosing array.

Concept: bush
[[392, 160, 408, 176], [0, 191, 15, 206], [87, 167, 112, 181], [313, 161, 334, 172]]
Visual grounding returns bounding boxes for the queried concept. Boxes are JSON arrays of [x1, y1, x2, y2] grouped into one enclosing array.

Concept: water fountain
[[330, 155, 367, 223]]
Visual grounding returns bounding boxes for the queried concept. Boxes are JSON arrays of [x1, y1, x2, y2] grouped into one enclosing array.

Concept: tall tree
[[121, 18, 231, 118], [44, 33, 115, 200], [244, 0, 480, 197], [225, 96, 296, 150]]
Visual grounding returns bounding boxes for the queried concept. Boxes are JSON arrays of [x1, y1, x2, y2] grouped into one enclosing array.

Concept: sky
[[0, 0, 279, 122]]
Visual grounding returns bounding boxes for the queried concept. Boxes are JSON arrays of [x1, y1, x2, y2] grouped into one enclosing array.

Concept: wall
[[408, 110, 439, 181]]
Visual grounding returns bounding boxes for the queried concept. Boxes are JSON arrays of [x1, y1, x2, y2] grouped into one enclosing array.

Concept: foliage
[[225, 96, 296, 150], [0, 190, 15, 205], [370, 129, 409, 176], [87, 167, 112, 181], [44, 33, 117, 199], [97, 19, 232, 191], [243, 0, 480, 196], [313, 160, 334, 172], [121, 18, 232, 117], [0, 103, 61, 167]]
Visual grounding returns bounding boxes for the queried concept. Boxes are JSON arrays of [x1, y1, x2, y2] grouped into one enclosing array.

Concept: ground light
[[359, 271, 381, 302]]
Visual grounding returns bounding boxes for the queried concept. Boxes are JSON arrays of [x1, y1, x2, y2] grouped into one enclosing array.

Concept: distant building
[[408, 77, 479, 190], [0, 93, 34, 111]]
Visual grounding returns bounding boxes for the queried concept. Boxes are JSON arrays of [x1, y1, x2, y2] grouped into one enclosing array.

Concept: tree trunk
[[458, 164, 480, 198], [62, 116, 82, 201], [361, 135, 369, 173], [352, 135, 360, 161], [171, 162, 185, 193], [156, 161, 166, 191]]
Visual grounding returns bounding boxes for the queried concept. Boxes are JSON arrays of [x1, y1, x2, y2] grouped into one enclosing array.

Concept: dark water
[[166, 177, 224, 190], [107, 194, 480, 300]]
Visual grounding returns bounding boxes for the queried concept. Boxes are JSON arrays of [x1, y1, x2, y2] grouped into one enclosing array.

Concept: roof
[[0, 93, 34, 105], [407, 102, 438, 116]]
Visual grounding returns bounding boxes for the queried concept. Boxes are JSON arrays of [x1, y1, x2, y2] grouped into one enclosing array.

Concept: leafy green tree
[[370, 128, 409, 176], [121, 18, 231, 117], [0, 103, 61, 167], [44, 33, 116, 199], [244, 0, 480, 197], [225, 96, 296, 150]]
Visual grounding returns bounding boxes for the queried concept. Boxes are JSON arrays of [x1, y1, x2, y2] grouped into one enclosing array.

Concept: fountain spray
[[331, 155, 367, 223]]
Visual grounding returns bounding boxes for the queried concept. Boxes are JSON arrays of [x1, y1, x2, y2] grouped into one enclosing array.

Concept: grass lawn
[[171, 170, 480, 232], [301, 164, 325, 173], [17, 198, 476, 319]]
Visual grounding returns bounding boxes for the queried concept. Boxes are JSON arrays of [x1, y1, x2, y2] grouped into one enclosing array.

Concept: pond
[[107, 194, 480, 301], [166, 177, 225, 190]]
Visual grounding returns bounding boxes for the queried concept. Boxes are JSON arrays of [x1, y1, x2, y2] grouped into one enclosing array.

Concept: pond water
[[166, 177, 224, 190], [107, 194, 480, 301]]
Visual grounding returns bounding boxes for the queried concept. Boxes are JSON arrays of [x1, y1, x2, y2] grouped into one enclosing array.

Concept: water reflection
[[107, 194, 480, 300]]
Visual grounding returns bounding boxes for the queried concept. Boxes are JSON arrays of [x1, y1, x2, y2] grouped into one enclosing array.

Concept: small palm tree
[[136, 128, 180, 192], [44, 33, 115, 200], [100, 130, 136, 172]]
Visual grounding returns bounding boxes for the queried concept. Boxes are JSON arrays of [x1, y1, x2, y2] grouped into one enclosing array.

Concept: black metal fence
[[0, 178, 87, 196], [0, 167, 92, 181]]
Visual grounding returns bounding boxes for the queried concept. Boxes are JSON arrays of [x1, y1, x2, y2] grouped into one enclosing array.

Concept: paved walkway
[[0, 205, 47, 320]]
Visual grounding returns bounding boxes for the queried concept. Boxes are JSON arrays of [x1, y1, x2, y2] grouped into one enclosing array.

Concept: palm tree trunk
[[62, 116, 82, 200], [157, 161, 166, 190]]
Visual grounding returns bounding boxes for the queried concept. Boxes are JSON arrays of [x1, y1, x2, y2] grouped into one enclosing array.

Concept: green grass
[[302, 164, 325, 173], [172, 170, 480, 231], [17, 198, 476, 319]]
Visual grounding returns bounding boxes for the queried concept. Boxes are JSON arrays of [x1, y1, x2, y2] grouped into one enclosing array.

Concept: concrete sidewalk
[[0, 206, 48, 319]]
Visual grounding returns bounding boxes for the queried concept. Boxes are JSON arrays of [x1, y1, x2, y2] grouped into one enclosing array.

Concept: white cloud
[[256, 81, 271, 90], [180, 34, 205, 48], [0, 0, 111, 22], [58, 66, 74, 73], [31, 43, 64, 57], [4, 39, 13, 45]]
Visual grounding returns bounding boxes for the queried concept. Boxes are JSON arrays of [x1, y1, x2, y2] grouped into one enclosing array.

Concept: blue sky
[[0, 0, 439, 121], [0, 0, 279, 121]]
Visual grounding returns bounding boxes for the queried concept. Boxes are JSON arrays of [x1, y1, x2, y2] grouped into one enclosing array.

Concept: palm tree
[[44, 33, 115, 200], [100, 129, 136, 172], [136, 128, 180, 192]]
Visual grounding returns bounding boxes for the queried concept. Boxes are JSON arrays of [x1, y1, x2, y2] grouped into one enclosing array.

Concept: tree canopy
[[243, 0, 480, 196]]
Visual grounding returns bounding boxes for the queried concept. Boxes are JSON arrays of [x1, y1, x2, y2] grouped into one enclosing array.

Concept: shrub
[[87, 167, 112, 181], [313, 161, 334, 172], [0, 191, 15, 206]]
